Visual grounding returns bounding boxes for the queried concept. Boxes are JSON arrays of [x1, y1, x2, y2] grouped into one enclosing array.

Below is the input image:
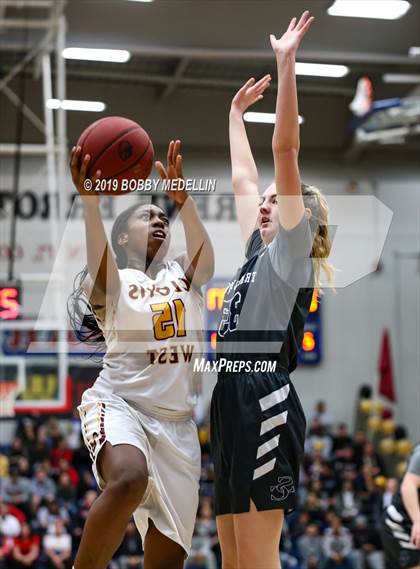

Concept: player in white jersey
[[67, 140, 214, 569]]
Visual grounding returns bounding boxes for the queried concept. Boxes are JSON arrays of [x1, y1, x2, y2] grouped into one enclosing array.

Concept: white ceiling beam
[[5, 0, 54, 6], [0, 18, 51, 28]]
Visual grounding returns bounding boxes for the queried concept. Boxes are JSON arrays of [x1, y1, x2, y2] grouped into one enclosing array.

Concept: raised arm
[[270, 11, 314, 230], [155, 140, 215, 287], [229, 75, 271, 242], [70, 146, 121, 305]]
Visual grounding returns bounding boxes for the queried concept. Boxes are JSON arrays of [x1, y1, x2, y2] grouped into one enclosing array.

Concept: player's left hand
[[155, 139, 188, 207], [411, 518, 420, 548], [270, 10, 314, 56]]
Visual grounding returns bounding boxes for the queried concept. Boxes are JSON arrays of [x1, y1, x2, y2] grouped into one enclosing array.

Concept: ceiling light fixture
[[296, 62, 349, 78], [382, 74, 420, 84], [46, 99, 106, 112], [408, 46, 420, 57], [327, 0, 411, 20], [62, 48, 131, 63], [244, 112, 304, 125]]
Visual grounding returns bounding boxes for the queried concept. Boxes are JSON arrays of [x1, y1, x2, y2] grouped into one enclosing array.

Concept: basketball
[[76, 116, 154, 194]]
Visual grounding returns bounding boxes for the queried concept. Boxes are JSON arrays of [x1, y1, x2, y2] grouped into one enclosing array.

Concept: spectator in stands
[[309, 400, 333, 432], [36, 497, 70, 533], [30, 465, 56, 501], [289, 510, 311, 542], [19, 419, 38, 465], [333, 423, 353, 453], [322, 514, 354, 569], [75, 470, 96, 500], [0, 533, 15, 568], [51, 438, 74, 470], [353, 432, 367, 469], [305, 492, 326, 526], [31, 436, 51, 466], [113, 520, 144, 569], [297, 523, 324, 569], [381, 478, 397, 509], [361, 444, 384, 478], [16, 457, 31, 479], [319, 460, 339, 497], [0, 500, 21, 538], [56, 472, 77, 506], [334, 451, 358, 493], [337, 480, 361, 522], [43, 518, 72, 569], [1, 464, 32, 514], [306, 418, 333, 459], [11, 521, 40, 568], [8, 438, 25, 467], [351, 515, 384, 569], [45, 418, 62, 449], [70, 490, 98, 552], [56, 458, 79, 488]]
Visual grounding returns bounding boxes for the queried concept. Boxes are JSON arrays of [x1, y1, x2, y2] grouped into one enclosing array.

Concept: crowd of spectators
[[0, 398, 412, 569]]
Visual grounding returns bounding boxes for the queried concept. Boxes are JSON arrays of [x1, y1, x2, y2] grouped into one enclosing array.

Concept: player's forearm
[[178, 196, 215, 284], [401, 477, 420, 525], [229, 108, 259, 190], [82, 198, 120, 295], [272, 52, 300, 155]]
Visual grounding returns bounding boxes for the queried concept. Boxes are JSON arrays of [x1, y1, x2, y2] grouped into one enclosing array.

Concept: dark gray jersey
[[390, 443, 420, 524], [216, 214, 314, 372]]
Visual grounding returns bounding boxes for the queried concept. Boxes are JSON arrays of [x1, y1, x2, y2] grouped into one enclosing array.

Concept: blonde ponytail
[[301, 184, 335, 290]]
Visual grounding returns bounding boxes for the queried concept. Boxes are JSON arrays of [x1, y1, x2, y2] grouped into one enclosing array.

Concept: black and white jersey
[[216, 214, 314, 372], [381, 443, 420, 567]]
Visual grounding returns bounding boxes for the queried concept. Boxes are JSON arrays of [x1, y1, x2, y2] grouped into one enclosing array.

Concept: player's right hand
[[69, 145, 101, 199], [411, 518, 420, 548], [231, 75, 271, 114]]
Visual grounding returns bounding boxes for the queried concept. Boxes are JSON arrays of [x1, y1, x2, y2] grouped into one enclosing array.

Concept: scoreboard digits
[[0, 281, 21, 320]]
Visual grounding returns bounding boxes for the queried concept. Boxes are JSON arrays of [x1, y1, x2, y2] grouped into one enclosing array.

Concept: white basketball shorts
[[77, 386, 201, 556]]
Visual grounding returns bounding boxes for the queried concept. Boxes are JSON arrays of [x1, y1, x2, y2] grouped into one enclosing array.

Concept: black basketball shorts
[[210, 370, 306, 516], [381, 506, 420, 569]]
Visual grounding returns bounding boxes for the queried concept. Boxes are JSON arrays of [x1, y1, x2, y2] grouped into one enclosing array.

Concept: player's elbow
[[232, 174, 258, 192], [272, 143, 300, 159], [199, 258, 215, 285]]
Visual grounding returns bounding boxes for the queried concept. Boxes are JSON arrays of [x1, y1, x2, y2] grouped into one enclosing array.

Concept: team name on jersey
[[128, 278, 191, 300], [225, 271, 257, 295], [147, 344, 194, 365]]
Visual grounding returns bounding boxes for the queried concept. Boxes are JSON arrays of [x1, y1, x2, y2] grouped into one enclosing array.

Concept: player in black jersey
[[210, 11, 334, 569], [381, 443, 420, 568]]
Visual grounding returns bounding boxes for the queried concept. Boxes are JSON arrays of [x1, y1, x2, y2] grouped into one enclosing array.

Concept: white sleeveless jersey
[[92, 262, 204, 417]]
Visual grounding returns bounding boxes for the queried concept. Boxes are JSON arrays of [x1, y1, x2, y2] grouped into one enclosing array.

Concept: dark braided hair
[[67, 202, 147, 347]]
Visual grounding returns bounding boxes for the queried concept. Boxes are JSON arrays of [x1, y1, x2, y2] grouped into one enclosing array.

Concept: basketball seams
[[87, 125, 143, 174], [105, 138, 152, 181]]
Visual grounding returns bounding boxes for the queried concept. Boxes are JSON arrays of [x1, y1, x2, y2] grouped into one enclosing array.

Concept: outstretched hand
[[231, 74, 271, 114], [69, 146, 101, 200], [270, 10, 314, 56], [155, 140, 187, 206]]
